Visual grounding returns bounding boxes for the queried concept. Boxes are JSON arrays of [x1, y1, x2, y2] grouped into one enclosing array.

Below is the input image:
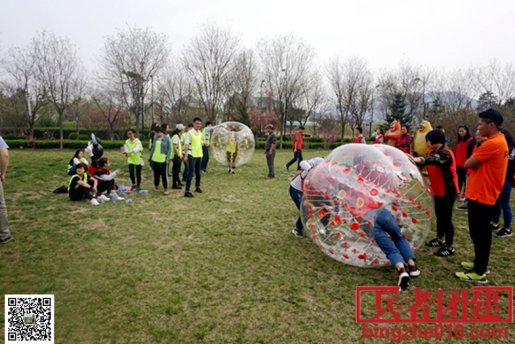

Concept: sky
[[1, 0, 514, 74]]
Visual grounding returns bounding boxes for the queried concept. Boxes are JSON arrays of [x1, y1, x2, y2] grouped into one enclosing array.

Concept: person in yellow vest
[[201, 121, 213, 174], [183, 117, 204, 197], [171, 124, 185, 189], [181, 124, 192, 183], [149, 126, 171, 195], [123, 128, 143, 191], [226, 129, 238, 174], [68, 163, 104, 206]]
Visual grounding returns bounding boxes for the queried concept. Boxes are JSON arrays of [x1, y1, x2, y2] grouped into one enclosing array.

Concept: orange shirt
[[465, 132, 508, 205]]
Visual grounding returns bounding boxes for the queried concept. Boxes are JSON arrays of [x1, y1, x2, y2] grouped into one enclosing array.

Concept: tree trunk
[[340, 120, 346, 144], [58, 109, 64, 149]]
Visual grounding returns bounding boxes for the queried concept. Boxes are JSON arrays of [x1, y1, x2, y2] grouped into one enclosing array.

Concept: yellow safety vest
[[189, 130, 203, 158], [227, 134, 237, 153], [125, 138, 142, 165], [68, 173, 88, 191], [171, 134, 182, 159], [151, 140, 166, 163]]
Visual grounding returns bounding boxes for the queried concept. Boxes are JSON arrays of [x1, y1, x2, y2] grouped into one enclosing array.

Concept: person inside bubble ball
[[290, 157, 324, 238], [226, 128, 238, 174], [364, 206, 421, 290]]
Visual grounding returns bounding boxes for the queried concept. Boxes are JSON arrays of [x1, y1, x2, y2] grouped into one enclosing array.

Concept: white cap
[[176, 124, 185, 130]]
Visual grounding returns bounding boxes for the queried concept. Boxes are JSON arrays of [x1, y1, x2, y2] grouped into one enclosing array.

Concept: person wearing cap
[[265, 124, 276, 178], [201, 121, 213, 174], [410, 129, 459, 257], [149, 126, 171, 195], [170, 124, 185, 189], [0, 135, 11, 244], [183, 117, 204, 197], [455, 108, 508, 283], [285, 126, 304, 171]]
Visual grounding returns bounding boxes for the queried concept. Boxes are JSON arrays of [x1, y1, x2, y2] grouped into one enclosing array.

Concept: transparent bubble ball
[[210, 122, 255, 167], [300, 144, 433, 267]]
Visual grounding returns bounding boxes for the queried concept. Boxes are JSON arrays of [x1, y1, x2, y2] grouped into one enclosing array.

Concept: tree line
[[1, 24, 514, 149]]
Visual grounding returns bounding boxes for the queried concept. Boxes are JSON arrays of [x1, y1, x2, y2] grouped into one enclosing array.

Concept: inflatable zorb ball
[[300, 144, 433, 267], [211, 122, 255, 167]]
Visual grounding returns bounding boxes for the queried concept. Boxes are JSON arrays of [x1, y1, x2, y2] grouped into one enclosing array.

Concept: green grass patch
[[1, 149, 513, 343]]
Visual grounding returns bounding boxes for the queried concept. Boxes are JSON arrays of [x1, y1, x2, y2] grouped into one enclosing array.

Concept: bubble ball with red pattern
[[300, 144, 433, 267], [210, 121, 255, 167]]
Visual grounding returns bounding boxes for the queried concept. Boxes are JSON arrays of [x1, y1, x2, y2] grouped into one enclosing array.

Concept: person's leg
[[172, 156, 180, 187], [442, 192, 456, 246], [297, 150, 304, 170], [500, 182, 512, 229], [289, 186, 304, 232], [433, 196, 446, 242], [194, 157, 201, 189], [468, 200, 493, 275], [270, 150, 275, 177], [201, 146, 209, 171], [185, 156, 195, 192], [128, 164, 136, 186], [0, 182, 11, 241], [373, 212, 406, 267], [160, 162, 168, 190], [375, 209, 415, 264], [456, 167, 466, 194], [136, 164, 142, 188], [152, 162, 161, 188], [286, 151, 297, 169]]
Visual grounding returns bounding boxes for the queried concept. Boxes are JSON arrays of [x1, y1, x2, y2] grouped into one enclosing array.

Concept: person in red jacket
[[396, 125, 413, 154], [285, 126, 304, 171], [410, 129, 459, 257], [353, 127, 366, 144], [454, 125, 475, 200]]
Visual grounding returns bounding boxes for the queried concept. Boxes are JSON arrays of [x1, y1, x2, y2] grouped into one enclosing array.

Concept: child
[[290, 157, 324, 238], [93, 158, 124, 200], [149, 126, 171, 195], [353, 127, 366, 144], [68, 163, 107, 205], [67, 149, 89, 175], [410, 129, 459, 256]]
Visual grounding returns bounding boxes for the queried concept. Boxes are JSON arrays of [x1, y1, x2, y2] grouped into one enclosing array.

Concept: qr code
[[5, 295, 54, 344]]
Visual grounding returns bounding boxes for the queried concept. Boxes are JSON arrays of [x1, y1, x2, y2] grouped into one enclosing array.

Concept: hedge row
[[4, 139, 352, 150]]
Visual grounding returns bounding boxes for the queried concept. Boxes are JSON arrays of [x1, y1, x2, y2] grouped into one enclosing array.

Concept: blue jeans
[[373, 208, 415, 266], [492, 181, 513, 229], [185, 156, 201, 192], [286, 150, 303, 170], [289, 186, 303, 231]]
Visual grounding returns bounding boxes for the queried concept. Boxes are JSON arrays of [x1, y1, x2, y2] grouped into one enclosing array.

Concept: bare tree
[[32, 31, 83, 148], [91, 88, 126, 141], [326, 57, 372, 142], [258, 34, 315, 148], [156, 59, 193, 125], [3, 45, 48, 142], [101, 26, 169, 134], [183, 23, 239, 121], [298, 70, 326, 127], [474, 60, 515, 106]]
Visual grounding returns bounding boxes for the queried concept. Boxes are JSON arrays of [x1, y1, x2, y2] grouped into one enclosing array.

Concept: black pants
[[201, 146, 209, 171], [226, 151, 237, 169], [468, 200, 494, 275], [456, 166, 467, 194], [128, 164, 142, 187], [286, 150, 303, 170], [266, 151, 275, 177], [98, 180, 115, 194], [172, 156, 182, 187], [69, 180, 95, 201], [185, 156, 201, 192], [152, 161, 168, 189], [434, 191, 456, 245]]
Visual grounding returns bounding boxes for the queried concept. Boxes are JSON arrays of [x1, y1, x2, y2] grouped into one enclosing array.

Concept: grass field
[[1, 148, 513, 343]]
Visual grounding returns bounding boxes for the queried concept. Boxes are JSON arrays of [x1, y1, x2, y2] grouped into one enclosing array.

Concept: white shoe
[[111, 192, 125, 201], [90, 198, 100, 206], [98, 194, 110, 203]]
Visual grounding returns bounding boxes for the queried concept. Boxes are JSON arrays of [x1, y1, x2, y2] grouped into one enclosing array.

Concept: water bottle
[[139, 189, 149, 195], [111, 193, 117, 202], [118, 185, 126, 195], [125, 197, 133, 205]]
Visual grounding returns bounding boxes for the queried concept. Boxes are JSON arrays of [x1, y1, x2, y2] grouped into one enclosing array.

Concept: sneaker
[[285, 164, 288, 171], [98, 194, 110, 203], [195, 188, 202, 193], [163, 190, 169, 195], [408, 264, 421, 277], [425, 238, 445, 247], [457, 202, 468, 210], [495, 228, 512, 238], [154, 187, 159, 192], [397, 270, 410, 290], [184, 192, 194, 198], [460, 262, 490, 274], [110, 192, 125, 201], [231, 170, 235, 174], [0, 235, 12, 244], [455, 271, 488, 284], [434, 245, 456, 257], [90, 198, 100, 206], [490, 222, 501, 231], [291, 228, 305, 238], [459, 195, 466, 202]]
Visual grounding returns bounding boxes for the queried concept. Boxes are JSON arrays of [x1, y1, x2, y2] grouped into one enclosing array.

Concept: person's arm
[[412, 149, 451, 167], [464, 140, 497, 169], [0, 148, 9, 182], [269, 142, 276, 154], [183, 133, 190, 161], [466, 139, 475, 158], [95, 170, 118, 181], [464, 156, 480, 169], [166, 137, 171, 161], [130, 142, 142, 154]]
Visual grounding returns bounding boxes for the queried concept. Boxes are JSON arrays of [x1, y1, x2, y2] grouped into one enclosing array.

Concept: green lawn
[[1, 149, 513, 343]]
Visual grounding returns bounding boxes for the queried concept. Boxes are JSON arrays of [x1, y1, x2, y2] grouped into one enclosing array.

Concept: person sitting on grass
[[409, 129, 459, 257], [290, 157, 324, 238], [67, 149, 89, 175], [68, 163, 107, 205], [93, 157, 124, 201]]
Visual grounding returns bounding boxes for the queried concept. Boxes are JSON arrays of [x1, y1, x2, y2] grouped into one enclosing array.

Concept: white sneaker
[[98, 194, 110, 203], [90, 198, 100, 206], [111, 192, 125, 201]]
